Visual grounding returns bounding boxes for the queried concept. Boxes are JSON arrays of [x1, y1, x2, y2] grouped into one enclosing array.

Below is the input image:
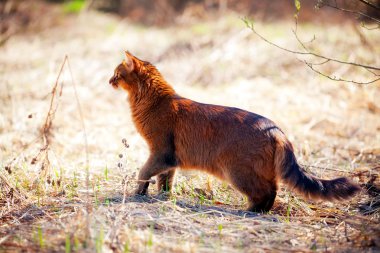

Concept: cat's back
[[172, 95, 282, 143]]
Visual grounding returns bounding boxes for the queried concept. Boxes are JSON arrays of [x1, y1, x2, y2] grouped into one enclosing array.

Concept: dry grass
[[0, 7, 380, 253]]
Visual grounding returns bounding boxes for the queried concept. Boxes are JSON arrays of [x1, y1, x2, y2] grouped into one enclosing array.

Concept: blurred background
[[2, 0, 380, 29]]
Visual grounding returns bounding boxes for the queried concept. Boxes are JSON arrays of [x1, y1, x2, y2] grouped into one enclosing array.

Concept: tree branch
[[242, 18, 380, 85], [358, 0, 380, 11], [303, 60, 380, 84], [244, 19, 380, 71], [320, 2, 380, 24], [292, 20, 380, 84], [360, 23, 380, 30]]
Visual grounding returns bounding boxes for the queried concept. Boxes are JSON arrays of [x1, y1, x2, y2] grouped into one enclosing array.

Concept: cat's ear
[[123, 51, 135, 73]]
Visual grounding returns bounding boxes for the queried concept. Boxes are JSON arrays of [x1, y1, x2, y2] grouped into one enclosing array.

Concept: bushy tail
[[274, 138, 360, 201]]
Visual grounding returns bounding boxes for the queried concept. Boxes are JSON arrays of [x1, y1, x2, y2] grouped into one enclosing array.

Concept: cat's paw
[[134, 186, 148, 196]]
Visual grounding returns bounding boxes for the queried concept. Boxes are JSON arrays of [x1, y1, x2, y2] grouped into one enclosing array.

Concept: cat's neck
[[129, 77, 175, 105], [128, 78, 176, 126]]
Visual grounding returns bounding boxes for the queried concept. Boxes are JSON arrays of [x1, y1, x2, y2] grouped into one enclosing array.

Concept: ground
[[0, 5, 379, 253]]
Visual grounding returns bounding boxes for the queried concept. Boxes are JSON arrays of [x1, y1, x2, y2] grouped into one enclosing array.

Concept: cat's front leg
[[157, 169, 176, 192], [134, 154, 174, 195]]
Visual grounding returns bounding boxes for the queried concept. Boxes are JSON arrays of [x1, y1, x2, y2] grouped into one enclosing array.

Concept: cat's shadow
[[105, 193, 280, 221]]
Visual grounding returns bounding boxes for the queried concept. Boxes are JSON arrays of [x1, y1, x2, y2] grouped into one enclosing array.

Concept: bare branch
[[242, 18, 380, 85], [32, 56, 68, 183], [303, 60, 380, 84], [361, 23, 380, 30], [309, 59, 331, 66], [358, 0, 380, 11], [42, 57, 67, 143], [66, 56, 89, 171], [66, 55, 91, 242], [321, 2, 380, 24], [292, 18, 380, 84], [299, 163, 356, 174], [244, 20, 380, 71], [365, 67, 380, 76]]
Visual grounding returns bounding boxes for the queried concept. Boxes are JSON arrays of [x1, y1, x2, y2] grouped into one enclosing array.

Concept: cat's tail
[[274, 135, 360, 201]]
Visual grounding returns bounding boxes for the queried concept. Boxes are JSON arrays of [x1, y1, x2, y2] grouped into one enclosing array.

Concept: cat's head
[[109, 51, 174, 97], [109, 51, 145, 92]]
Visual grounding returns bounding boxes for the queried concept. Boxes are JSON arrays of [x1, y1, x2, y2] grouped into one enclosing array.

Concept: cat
[[108, 51, 360, 212]]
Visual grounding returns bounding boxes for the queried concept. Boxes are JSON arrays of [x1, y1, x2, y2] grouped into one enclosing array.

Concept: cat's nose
[[109, 76, 116, 85]]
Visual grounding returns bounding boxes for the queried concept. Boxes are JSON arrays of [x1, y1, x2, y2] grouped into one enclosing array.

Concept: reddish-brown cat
[[109, 51, 360, 212]]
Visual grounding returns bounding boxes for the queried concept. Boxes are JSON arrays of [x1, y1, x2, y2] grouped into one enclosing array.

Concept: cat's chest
[[132, 110, 171, 139]]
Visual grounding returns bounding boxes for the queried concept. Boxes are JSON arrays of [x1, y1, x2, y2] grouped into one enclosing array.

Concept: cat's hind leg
[[224, 166, 277, 212], [247, 185, 277, 212]]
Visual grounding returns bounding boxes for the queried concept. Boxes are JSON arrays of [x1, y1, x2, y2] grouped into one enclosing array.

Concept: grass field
[[1, 5, 379, 253]]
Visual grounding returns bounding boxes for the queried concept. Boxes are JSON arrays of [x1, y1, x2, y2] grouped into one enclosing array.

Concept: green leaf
[[65, 234, 71, 253], [63, 0, 86, 14], [123, 241, 130, 253], [295, 0, 301, 12], [241, 17, 254, 29], [218, 224, 223, 234]]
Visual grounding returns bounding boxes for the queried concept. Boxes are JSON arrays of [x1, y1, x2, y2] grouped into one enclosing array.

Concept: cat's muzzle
[[109, 76, 119, 89]]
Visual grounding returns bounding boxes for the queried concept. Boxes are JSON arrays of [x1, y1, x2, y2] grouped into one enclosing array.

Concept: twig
[[242, 18, 380, 71], [242, 18, 380, 85], [32, 56, 68, 182], [41, 57, 67, 148], [303, 60, 380, 84], [321, 2, 380, 23], [66, 56, 89, 178], [299, 163, 356, 174], [122, 178, 128, 204], [358, 0, 380, 11], [0, 175, 29, 202], [292, 20, 379, 84], [4, 136, 40, 169], [365, 67, 380, 76], [136, 179, 156, 184], [360, 23, 380, 30], [66, 55, 91, 242]]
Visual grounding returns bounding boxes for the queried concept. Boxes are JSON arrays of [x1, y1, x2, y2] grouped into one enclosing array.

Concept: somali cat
[[108, 51, 360, 212]]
